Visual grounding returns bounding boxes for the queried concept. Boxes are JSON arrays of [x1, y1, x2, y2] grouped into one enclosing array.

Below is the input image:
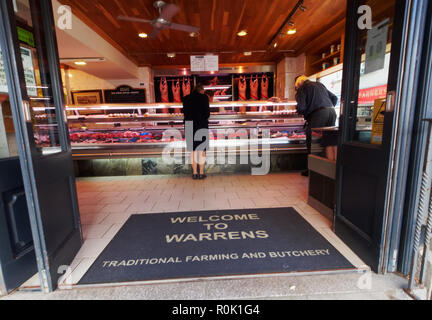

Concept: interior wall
[[62, 67, 154, 103], [276, 54, 306, 100]]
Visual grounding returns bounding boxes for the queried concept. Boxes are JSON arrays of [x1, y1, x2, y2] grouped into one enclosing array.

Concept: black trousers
[[305, 107, 337, 154]]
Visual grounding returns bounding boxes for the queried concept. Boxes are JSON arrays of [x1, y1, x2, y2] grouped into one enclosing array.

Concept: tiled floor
[[45, 172, 368, 289]]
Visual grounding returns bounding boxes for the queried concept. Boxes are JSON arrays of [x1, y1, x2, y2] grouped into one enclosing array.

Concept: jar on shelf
[[330, 45, 335, 54]]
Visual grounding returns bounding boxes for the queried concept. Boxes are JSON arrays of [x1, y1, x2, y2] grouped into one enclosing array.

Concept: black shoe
[[199, 174, 207, 180], [192, 174, 199, 180], [301, 170, 309, 177]]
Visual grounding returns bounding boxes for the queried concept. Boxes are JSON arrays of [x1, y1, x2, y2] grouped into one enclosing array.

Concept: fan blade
[[169, 23, 200, 33], [160, 3, 180, 21], [149, 28, 161, 39], [117, 15, 152, 24]]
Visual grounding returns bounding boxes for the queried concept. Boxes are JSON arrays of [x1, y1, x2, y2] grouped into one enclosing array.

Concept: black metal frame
[[0, 0, 48, 290], [335, 0, 425, 273], [398, 0, 432, 275], [0, 0, 82, 292]]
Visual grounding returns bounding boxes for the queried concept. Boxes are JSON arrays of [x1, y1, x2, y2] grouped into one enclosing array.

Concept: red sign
[[358, 85, 388, 105]]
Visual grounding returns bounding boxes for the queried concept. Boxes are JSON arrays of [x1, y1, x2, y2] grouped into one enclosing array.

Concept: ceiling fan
[[117, 1, 200, 39]]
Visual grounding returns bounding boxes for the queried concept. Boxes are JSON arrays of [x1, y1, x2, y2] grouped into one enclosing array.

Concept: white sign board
[[0, 47, 38, 97], [20, 47, 38, 97], [0, 49, 7, 93], [365, 19, 389, 74], [190, 55, 219, 72], [205, 55, 219, 72]]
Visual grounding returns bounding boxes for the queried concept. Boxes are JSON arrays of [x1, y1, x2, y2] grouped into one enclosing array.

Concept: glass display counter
[[42, 101, 323, 160], [32, 101, 323, 176]]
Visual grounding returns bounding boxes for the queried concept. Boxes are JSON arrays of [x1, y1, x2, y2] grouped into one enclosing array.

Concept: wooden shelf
[[311, 51, 342, 67]]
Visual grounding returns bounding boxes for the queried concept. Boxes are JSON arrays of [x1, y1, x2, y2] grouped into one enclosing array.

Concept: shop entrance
[[0, 0, 427, 294]]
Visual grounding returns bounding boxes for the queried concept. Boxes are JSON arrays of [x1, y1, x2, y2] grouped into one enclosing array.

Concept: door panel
[[335, 0, 405, 272], [0, 158, 36, 294], [0, 0, 82, 292]]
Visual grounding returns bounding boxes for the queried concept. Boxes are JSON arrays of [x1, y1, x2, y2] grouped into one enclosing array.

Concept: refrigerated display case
[[35, 101, 323, 160]]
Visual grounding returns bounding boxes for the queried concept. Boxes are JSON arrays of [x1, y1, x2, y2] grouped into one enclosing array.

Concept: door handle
[[22, 100, 31, 122], [386, 91, 395, 112]]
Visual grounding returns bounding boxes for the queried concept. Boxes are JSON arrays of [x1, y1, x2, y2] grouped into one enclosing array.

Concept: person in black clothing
[[295, 75, 338, 176], [182, 83, 210, 180]]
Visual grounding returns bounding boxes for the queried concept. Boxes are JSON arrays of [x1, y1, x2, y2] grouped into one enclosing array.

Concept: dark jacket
[[295, 80, 338, 119], [182, 91, 210, 129]]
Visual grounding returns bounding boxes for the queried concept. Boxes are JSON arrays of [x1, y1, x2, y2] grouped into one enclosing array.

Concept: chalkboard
[[104, 85, 146, 103]]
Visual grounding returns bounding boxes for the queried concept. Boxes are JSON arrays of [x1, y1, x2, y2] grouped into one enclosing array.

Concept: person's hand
[[182, 78, 191, 97], [250, 75, 259, 100], [261, 74, 269, 100]]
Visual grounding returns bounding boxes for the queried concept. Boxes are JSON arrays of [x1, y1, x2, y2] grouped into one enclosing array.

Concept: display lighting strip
[[33, 102, 298, 113], [203, 86, 232, 90]]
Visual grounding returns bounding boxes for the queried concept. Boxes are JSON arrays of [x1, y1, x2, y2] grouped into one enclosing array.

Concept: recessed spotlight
[[287, 28, 297, 35], [244, 51, 252, 56], [189, 32, 198, 37], [74, 61, 87, 66], [273, 43, 278, 48], [139, 33, 148, 38], [167, 53, 176, 58], [237, 30, 248, 37]]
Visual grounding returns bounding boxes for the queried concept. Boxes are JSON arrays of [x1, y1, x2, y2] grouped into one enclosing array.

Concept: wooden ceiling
[[58, 0, 348, 67]]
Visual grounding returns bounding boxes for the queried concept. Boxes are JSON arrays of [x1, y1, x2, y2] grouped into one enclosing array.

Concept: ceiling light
[[74, 61, 87, 66], [138, 33, 148, 38], [287, 28, 297, 35], [61, 58, 105, 63], [167, 53, 176, 58], [189, 32, 198, 37], [273, 43, 278, 48], [237, 30, 248, 37], [244, 51, 252, 56]]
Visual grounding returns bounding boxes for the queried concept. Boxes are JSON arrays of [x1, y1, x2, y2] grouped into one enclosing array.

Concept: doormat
[[79, 208, 355, 285]]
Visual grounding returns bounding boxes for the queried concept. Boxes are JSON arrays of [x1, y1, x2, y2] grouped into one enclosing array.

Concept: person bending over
[[295, 75, 338, 176]]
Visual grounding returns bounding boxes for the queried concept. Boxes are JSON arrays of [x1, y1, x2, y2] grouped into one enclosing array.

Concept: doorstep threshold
[[58, 266, 369, 291]]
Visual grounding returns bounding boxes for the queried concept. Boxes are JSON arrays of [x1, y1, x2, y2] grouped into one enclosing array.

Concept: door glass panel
[[351, 0, 396, 145], [14, 0, 63, 155], [0, 41, 18, 159]]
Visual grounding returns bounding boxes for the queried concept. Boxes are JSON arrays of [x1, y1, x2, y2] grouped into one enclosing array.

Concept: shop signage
[[190, 55, 219, 72], [358, 85, 387, 105], [104, 85, 146, 103], [79, 208, 354, 284], [365, 19, 389, 74], [17, 27, 35, 47], [20, 47, 37, 97], [0, 50, 7, 94], [1, 47, 37, 96]]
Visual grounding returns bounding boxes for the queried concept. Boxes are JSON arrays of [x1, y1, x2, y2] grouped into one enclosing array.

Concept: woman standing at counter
[[182, 83, 210, 180]]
